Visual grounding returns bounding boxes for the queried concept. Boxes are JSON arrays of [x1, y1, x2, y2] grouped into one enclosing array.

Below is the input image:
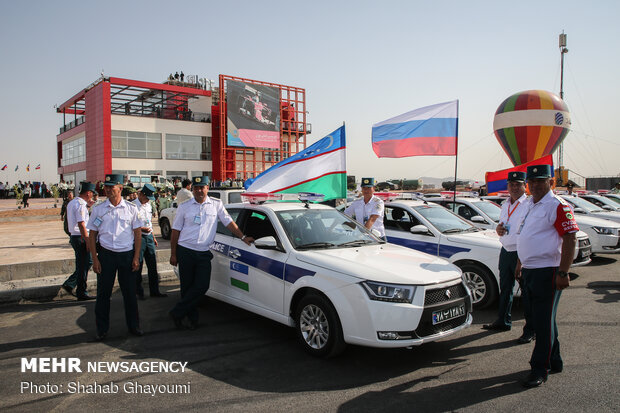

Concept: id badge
[[93, 217, 103, 227], [193, 215, 201, 224], [504, 223, 511, 234]]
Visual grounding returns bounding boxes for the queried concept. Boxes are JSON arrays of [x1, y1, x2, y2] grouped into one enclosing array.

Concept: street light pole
[[558, 32, 568, 185]]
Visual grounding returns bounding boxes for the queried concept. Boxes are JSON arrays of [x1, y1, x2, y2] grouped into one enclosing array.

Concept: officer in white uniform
[[516, 164, 578, 388], [62, 181, 96, 300], [344, 177, 385, 240], [133, 183, 167, 299], [88, 174, 143, 341], [483, 171, 534, 343], [169, 176, 253, 330]]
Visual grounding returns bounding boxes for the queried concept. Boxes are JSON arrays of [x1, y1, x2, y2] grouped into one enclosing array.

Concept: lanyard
[[506, 200, 520, 223]]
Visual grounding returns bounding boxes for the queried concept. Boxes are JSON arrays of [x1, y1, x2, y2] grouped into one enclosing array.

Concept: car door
[[225, 209, 288, 316], [384, 206, 440, 256], [210, 208, 244, 295]]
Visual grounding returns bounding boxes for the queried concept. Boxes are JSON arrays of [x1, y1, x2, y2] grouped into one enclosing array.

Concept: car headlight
[[361, 281, 415, 303], [592, 226, 617, 235]]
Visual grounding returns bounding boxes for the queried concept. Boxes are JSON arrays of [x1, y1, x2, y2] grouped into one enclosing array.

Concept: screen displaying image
[[226, 80, 280, 149]]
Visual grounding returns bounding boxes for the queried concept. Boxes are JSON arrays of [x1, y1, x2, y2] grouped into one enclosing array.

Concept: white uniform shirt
[[133, 198, 153, 233], [497, 193, 528, 252], [176, 188, 194, 205], [67, 197, 89, 236], [172, 196, 233, 251], [344, 195, 385, 237], [517, 190, 579, 268], [87, 199, 141, 252]]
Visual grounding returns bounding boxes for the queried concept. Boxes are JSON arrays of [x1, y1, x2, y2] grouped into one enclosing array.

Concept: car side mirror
[[471, 215, 486, 223], [254, 236, 279, 250], [410, 224, 431, 235]]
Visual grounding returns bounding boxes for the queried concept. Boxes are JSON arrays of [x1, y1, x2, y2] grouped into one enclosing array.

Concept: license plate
[[582, 248, 592, 257], [432, 305, 465, 325]]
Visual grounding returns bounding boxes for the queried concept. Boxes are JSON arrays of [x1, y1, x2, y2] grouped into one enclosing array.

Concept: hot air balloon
[[493, 90, 570, 166]]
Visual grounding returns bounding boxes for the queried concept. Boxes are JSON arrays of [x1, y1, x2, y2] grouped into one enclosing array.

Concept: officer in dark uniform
[[169, 176, 253, 329], [133, 183, 167, 299], [516, 165, 578, 388], [88, 174, 143, 341]]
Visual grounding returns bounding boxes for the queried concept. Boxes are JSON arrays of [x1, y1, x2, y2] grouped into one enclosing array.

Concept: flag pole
[[453, 100, 459, 201]]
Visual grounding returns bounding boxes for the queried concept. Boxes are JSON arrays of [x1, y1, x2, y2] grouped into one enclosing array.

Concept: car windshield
[[563, 196, 605, 213], [471, 200, 502, 222], [604, 195, 620, 205], [585, 195, 619, 210], [275, 209, 380, 250], [413, 204, 476, 233]]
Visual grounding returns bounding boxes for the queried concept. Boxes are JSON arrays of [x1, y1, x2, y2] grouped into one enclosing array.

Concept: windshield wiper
[[443, 228, 465, 234], [338, 240, 374, 247], [296, 242, 336, 250]]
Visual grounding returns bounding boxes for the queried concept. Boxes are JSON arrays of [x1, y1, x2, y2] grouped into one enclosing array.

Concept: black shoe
[[129, 328, 144, 337], [94, 332, 107, 342], [62, 285, 74, 296], [77, 294, 95, 301], [169, 312, 185, 330], [482, 322, 511, 331], [550, 365, 563, 374], [522, 372, 547, 388], [517, 332, 536, 344], [137, 294, 146, 301], [151, 293, 168, 298]]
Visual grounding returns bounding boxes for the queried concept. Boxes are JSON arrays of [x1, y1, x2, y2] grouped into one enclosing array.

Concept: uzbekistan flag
[[485, 154, 554, 194], [35, 164, 41, 170], [372, 100, 458, 158], [244, 126, 346, 200], [1, 164, 6, 171]]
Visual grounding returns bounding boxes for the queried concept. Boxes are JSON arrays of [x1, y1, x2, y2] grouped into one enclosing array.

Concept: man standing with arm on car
[[516, 165, 578, 388], [344, 177, 385, 240]]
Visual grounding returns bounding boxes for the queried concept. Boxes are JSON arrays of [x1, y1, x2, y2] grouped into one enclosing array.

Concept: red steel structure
[[213, 74, 307, 181]]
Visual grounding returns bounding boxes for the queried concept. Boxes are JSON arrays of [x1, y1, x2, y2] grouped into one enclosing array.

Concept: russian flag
[[372, 100, 458, 158], [35, 164, 41, 170], [485, 154, 554, 194]]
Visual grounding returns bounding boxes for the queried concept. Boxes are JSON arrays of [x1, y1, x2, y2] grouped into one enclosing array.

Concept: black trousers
[[136, 233, 161, 296], [63, 235, 92, 296], [170, 245, 213, 323], [521, 267, 563, 377], [95, 247, 140, 335]]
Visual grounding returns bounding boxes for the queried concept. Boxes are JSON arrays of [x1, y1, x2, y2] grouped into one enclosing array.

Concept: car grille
[[414, 315, 469, 338], [424, 283, 468, 306], [575, 237, 592, 263]]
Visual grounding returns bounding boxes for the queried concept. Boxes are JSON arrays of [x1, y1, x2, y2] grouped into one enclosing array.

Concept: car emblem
[[229, 249, 241, 259], [445, 290, 452, 299]]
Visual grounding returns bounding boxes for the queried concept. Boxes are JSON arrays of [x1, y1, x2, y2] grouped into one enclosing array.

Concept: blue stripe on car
[[387, 236, 470, 258]]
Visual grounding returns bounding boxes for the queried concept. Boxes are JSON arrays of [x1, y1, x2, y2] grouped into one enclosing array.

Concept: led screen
[[226, 80, 280, 149]]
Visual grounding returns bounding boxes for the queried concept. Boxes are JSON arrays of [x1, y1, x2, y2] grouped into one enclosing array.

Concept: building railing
[[59, 116, 85, 134]]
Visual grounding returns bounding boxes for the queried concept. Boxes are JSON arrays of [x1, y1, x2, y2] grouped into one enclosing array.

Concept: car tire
[[294, 294, 346, 358], [160, 218, 171, 240], [459, 263, 498, 309]]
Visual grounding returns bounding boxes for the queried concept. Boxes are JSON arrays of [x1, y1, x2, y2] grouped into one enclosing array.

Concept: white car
[[200, 196, 473, 357], [579, 194, 620, 212], [566, 214, 620, 254], [159, 189, 245, 239], [603, 193, 620, 205], [560, 195, 620, 224]]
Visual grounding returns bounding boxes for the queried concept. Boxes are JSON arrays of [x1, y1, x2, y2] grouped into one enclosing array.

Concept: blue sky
[[1, 0, 618, 185]]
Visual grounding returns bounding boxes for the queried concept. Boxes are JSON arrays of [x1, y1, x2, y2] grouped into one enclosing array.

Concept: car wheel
[[160, 218, 171, 240], [459, 263, 498, 309], [295, 294, 345, 358]]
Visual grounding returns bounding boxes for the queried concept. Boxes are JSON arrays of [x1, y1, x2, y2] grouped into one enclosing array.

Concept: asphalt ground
[[1, 254, 618, 412]]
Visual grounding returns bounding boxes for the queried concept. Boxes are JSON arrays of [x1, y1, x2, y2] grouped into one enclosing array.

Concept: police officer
[[169, 176, 253, 330], [62, 181, 96, 300], [134, 183, 167, 299], [483, 172, 535, 343], [516, 165, 578, 388], [343, 178, 385, 240], [88, 174, 143, 341]]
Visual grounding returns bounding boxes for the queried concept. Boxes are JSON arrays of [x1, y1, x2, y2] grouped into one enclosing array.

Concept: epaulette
[[553, 194, 570, 206]]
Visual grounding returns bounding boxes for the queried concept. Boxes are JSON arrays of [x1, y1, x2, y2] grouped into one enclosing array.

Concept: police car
[[199, 193, 473, 357], [559, 195, 620, 224], [158, 189, 244, 239], [578, 193, 620, 212]]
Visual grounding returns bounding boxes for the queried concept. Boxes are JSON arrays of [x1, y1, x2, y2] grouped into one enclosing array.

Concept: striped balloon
[[493, 90, 570, 166]]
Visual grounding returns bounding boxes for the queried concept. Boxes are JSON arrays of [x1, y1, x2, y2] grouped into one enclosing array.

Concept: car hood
[[295, 244, 461, 285], [574, 214, 620, 229], [444, 229, 502, 250], [587, 211, 620, 224]]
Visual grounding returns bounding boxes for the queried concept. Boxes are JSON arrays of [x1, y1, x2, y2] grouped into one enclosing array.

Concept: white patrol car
[[199, 193, 473, 357], [559, 195, 620, 224], [603, 193, 620, 205], [158, 189, 244, 239], [426, 195, 593, 267], [578, 193, 620, 212]]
